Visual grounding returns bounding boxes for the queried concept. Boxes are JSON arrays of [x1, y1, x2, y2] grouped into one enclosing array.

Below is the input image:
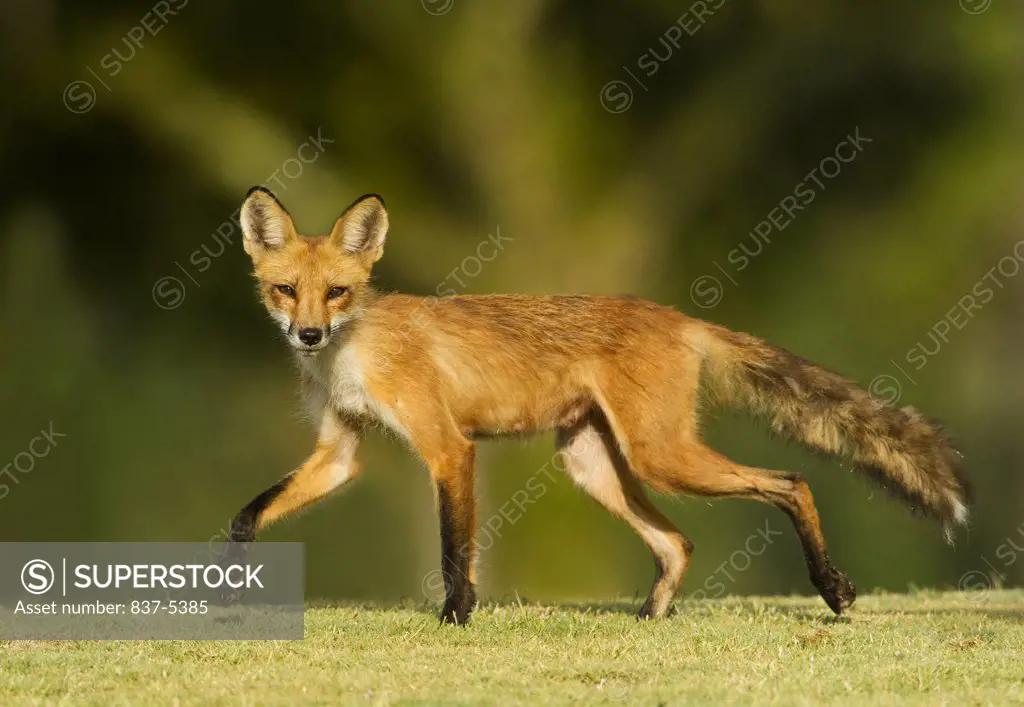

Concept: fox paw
[[216, 540, 251, 605], [219, 585, 247, 605], [636, 599, 674, 620], [439, 584, 476, 626], [816, 565, 856, 615]]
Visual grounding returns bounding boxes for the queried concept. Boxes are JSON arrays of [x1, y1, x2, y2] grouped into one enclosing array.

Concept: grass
[[2, 590, 1022, 705]]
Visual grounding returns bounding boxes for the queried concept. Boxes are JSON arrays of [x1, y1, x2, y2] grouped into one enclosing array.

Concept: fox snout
[[285, 320, 331, 353], [297, 327, 323, 347]]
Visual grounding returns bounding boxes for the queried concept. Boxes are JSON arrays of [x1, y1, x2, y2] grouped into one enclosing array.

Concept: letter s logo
[[21, 559, 55, 595]]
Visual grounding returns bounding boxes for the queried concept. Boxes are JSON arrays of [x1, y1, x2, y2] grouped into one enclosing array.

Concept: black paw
[[439, 584, 476, 626], [815, 565, 857, 615], [219, 584, 247, 605], [217, 540, 251, 605], [636, 599, 675, 620]]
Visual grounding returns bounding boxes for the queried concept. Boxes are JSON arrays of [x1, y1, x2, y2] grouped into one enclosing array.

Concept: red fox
[[225, 186, 971, 624]]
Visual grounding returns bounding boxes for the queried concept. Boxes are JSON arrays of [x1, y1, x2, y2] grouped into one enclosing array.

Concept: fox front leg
[[219, 414, 361, 602]]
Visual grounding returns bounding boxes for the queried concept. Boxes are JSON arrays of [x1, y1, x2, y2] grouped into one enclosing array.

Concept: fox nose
[[298, 328, 323, 346]]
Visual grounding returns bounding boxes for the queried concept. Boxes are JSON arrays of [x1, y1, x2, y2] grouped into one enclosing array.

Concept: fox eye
[[327, 286, 348, 300], [274, 284, 296, 298]]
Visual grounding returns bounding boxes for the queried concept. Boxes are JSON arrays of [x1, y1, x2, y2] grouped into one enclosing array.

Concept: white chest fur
[[298, 345, 406, 439], [330, 346, 377, 416]]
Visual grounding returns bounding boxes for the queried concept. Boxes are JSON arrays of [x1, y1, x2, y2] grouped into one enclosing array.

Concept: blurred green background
[[1, 0, 1022, 606]]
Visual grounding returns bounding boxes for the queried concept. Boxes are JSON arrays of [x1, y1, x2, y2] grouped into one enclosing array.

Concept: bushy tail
[[694, 322, 972, 542]]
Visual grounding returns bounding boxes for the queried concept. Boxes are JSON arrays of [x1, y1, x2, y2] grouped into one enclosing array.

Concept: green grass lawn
[[3, 590, 1022, 705]]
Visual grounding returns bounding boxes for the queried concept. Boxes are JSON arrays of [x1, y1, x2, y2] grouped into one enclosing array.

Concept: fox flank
[[225, 187, 972, 625]]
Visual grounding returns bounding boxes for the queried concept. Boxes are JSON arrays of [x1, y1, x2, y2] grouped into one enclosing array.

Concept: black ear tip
[[354, 193, 385, 210], [245, 185, 281, 202], [244, 186, 290, 213], [340, 193, 387, 218]]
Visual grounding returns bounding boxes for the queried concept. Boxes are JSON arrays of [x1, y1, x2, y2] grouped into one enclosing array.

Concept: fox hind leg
[[747, 467, 857, 615], [592, 366, 856, 615], [734, 466, 856, 615], [556, 414, 693, 620], [611, 432, 856, 615]]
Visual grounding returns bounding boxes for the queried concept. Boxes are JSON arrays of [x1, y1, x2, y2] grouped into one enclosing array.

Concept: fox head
[[239, 187, 388, 354]]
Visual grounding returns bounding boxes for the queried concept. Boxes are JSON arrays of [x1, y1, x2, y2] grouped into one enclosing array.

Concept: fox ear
[[330, 194, 388, 261], [240, 186, 296, 258]]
